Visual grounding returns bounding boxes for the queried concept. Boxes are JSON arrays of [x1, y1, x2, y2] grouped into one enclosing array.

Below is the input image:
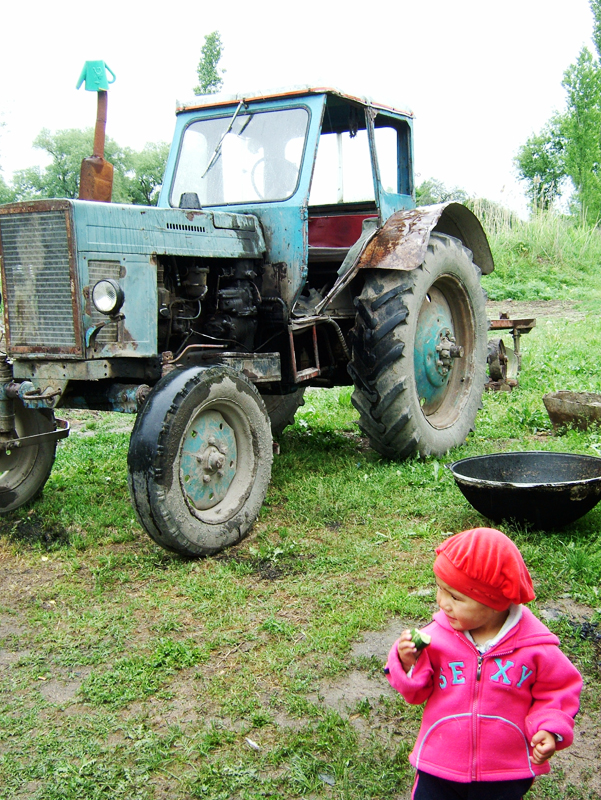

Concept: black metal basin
[[447, 451, 601, 528]]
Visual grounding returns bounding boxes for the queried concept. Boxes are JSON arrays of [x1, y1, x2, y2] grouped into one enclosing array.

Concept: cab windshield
[[170, 106, 309, 207]]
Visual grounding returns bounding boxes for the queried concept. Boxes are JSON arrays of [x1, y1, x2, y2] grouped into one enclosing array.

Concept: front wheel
[[349, 233, 487, 459], [0, 400, 57, 512], [127, 366, 273, 557]]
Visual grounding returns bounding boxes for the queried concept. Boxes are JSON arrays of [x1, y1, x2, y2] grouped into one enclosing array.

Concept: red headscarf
[[433, 527, 536, 611]]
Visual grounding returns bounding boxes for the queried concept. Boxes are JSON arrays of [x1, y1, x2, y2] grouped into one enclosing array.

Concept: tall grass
[[473, 200, 601, 307]]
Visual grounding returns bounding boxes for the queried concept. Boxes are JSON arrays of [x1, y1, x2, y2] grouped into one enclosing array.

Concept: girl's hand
[[530, 730, 557, 764], [397, 629, 419, 673]]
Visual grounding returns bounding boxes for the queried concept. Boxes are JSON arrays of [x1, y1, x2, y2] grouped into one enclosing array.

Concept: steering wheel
[[250, 157, 266, 198], [250, 157, 298, 199]]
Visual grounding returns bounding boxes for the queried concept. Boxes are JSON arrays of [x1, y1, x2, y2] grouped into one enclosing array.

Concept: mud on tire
[[348, 233, 487, 459], [128, 366, 273, 557]]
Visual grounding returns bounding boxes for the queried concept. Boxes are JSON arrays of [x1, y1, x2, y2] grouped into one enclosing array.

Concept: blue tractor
[[0, 87, 493, 556]]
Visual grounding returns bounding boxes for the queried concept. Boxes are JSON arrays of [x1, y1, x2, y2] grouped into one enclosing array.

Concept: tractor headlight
[[92, 279, 124, 316]]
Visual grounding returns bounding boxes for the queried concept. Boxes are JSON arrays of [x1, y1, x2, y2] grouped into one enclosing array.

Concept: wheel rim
[[180, 409, 237, 510], [178, 398, 255, 524], [414, 275, 475, 428]]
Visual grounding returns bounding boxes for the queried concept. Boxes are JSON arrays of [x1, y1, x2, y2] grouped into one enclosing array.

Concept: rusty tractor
[[0, 86, 494, 556]]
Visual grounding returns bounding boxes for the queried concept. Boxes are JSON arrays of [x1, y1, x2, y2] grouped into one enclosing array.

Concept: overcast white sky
[[0, 0, 595, 215]]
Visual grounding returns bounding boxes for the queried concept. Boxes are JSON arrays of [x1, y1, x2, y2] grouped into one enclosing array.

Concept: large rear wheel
[[128, 366, 273, 557], [0, 400, 57, 512], [349, 233, 487, 458]]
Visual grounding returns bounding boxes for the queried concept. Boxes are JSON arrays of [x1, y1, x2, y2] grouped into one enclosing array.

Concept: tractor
[[0, 86, 494, 556]]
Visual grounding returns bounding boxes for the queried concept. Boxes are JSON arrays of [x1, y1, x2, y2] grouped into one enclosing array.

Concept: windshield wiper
[[201, 100, 247, 179]]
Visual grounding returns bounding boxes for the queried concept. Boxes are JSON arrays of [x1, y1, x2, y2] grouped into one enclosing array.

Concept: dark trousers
[[413, 770, 534, 800]]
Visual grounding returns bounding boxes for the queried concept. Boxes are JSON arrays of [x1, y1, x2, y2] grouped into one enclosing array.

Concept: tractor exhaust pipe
[[76, 60, 116, 203]]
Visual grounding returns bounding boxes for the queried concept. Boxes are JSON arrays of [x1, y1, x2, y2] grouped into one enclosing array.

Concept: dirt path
[[487, 298, 585, 322]]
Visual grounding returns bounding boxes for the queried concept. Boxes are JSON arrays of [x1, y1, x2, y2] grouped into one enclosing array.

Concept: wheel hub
[[415, 288, 464, 410], [180, 409, 237, 511], [435, 334, 464, 376]]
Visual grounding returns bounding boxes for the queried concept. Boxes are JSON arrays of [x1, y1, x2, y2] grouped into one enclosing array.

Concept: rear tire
[[261, 389, 305, 437], [0, 400, 57, 512], [349, 233, 487, 458], [128, 366, 273, 557]]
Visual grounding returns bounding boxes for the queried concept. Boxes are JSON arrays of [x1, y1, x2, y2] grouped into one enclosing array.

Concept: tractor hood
[[0, 199, 266, 261]]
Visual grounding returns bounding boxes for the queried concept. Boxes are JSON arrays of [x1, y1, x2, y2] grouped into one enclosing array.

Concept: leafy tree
[[515, 2, 601, 221], [592, 0, 601, 59], [561, 47, 601, 222], [10, 128, 168, 206], [11, 128, 131, 202], [0, 175, 14, 204], [514, 115, 567, 210], [128, 142, 170, 205], [194, 31, 225, 95], [416, 178, 470, 206], [124, 142, 170, 206]]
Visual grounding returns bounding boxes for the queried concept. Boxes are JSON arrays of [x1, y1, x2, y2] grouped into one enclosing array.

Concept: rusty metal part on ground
[[486, 314, 536, 391]]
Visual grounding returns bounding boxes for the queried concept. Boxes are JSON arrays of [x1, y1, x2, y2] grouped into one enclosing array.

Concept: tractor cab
[[160, 87, 415, 308]]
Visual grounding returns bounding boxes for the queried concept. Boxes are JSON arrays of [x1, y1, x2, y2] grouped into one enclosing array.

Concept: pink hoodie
[[385, 607, 582, 783]]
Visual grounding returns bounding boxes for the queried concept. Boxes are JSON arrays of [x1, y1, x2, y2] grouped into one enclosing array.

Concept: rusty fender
[[357, 202, 494, 276], [315, 203, 493, 316]]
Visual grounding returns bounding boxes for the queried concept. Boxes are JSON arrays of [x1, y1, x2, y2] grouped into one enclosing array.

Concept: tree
[[0, 175, 14, 204], [514, 115, 567, 210], [416, 178, 470, 206], [11, 128, 131, 202], [592, 0, 601, 60], [194, 31, 225, 95], [10, 128, 168, 206], [515, 2, 601, 221], [561, 47, 601, 222], [124, 141, 170, 206]]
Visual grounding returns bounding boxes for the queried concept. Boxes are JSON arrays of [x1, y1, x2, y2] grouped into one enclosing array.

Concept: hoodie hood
[[432, 606, 560, 650]]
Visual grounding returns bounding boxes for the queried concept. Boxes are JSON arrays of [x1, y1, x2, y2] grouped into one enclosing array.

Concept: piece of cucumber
[[410, 628, 432, 650]]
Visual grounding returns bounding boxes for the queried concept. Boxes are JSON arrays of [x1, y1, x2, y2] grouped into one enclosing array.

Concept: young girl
[[385, 527, 583, 800]]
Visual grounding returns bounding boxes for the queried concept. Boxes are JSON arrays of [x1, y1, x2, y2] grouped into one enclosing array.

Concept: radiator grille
[[0, 210, 78, 351]]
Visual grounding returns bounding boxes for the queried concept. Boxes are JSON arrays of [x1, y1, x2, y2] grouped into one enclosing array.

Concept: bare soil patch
[[487, 298, 585, 323]]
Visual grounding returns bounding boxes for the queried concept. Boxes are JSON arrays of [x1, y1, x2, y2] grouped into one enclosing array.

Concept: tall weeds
[[472, 202, 601, 305]]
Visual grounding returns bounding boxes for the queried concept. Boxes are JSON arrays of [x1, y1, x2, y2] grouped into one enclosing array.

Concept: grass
[[1, 210, 601, 799], [474, 199, 601, 310]]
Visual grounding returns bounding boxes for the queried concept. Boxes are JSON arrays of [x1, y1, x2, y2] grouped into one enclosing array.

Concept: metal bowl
[[447, 451, 601, 528]]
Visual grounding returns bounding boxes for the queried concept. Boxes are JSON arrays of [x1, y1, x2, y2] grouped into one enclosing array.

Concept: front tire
[[0, 400, 57, 512], [128, 366, 273, 557], [349, 233, 487, 459]]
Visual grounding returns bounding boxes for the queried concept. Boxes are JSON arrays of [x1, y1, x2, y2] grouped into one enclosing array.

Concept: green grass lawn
[[1, 211, 600, 799]]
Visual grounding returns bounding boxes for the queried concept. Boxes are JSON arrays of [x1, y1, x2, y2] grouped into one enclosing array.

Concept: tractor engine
[[158, 257, 261, 355]]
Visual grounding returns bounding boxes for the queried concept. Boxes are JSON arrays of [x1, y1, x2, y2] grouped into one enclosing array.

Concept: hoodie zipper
[[472, 652, 483, 780], [462, 636, 517, 781], [450, 634, 484, 781]]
